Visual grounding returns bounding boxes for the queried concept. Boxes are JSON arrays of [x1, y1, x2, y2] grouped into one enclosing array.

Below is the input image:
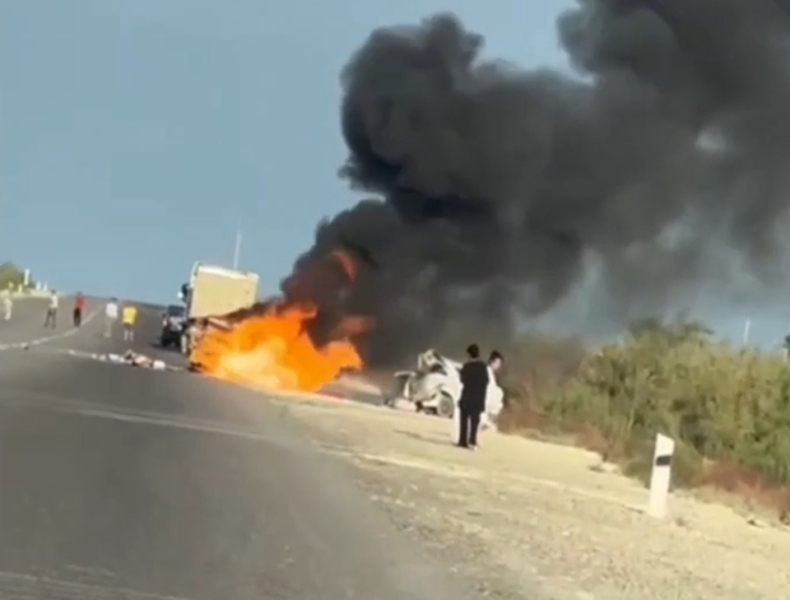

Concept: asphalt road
[[0, 298, 475, 600], [0, 297, 67, 345]]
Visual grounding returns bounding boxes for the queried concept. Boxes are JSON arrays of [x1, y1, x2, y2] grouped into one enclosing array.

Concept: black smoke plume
[[283, 3, 790, 366]]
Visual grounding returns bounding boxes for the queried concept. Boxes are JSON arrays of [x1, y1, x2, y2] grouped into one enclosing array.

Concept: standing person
[[480, 350, 505, 432], [122, 302, 138, 342], [43, 290, 59, 329], [2, 291, 12, 321], [488, 350, 504, 376], [104, 297, 119, 338], [73, 292, 86, 327], [457, 343, 489, 450]]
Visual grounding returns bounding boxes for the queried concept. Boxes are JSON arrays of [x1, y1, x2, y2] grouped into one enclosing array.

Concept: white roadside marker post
[[647, 432, 675, 519]]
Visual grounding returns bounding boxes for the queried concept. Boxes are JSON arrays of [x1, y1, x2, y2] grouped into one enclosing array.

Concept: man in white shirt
[[104, 298, 119, 338], [480, 350, 505, 433], [43, 291, 59, 328]]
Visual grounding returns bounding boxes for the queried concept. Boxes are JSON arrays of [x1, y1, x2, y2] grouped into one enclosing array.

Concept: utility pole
[[232, 230, 242, 270], [742, 316, 751, 345]]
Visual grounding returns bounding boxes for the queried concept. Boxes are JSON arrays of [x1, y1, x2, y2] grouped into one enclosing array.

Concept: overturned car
[[384, 349, 504, 428]]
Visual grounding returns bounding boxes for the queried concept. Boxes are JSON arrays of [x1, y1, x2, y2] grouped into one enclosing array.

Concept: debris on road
[[121, 350, 171, 370], [63, 348, 183, 371]]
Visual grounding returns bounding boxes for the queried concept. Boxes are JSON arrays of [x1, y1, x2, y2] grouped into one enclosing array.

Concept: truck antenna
[[233, 231, 242, 270]]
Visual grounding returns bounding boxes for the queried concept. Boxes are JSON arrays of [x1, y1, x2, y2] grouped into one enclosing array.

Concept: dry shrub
[[499, 319, 790, 517], [496, 400, 544, 434], [695, 461, 790, 522]]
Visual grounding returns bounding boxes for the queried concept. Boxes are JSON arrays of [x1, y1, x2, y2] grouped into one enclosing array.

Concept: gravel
[[275, 396, 790, 600]]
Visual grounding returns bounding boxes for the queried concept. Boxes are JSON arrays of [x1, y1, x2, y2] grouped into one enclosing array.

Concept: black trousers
[[43, 308, 57, 328], [73, 308, 82, 327], [458, 406, 481, 447]]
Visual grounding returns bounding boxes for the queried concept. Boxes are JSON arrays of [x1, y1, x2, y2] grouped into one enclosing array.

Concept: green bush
[[0, 262, 25, 291], [502, 321, 790, 490]]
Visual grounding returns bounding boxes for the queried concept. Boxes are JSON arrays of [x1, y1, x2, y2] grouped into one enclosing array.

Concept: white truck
[[384, 349, 504, 428], [176, 262, 259, 358]]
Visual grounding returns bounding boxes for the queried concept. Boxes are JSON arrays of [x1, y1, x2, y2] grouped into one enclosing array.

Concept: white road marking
[[3, 391, 277, 443], [0, 309, 98, 351], [75, 407, 274, 440]]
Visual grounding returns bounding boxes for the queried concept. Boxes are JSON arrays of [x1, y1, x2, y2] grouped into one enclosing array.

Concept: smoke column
[[283, 2, 790, 366]]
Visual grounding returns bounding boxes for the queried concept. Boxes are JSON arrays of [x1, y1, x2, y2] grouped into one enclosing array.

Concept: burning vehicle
[[384, 349, 504, 428], [188, 250, 369, 393]]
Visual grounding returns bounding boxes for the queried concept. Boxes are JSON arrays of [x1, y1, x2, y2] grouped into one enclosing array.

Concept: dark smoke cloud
[[283, 2, 790, 366]]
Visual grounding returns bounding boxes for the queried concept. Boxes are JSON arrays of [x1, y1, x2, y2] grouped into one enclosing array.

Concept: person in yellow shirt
[[122, 303, 138, 342]]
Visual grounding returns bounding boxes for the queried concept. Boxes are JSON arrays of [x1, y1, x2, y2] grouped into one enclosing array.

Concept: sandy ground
[[272, 392, 790, 600]]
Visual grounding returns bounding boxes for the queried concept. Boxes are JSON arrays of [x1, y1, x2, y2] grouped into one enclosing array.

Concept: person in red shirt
[[73, 293, 86, 328]]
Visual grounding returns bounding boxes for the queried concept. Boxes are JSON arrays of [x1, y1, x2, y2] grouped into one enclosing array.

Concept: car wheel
[[437, 392, 455, 419]]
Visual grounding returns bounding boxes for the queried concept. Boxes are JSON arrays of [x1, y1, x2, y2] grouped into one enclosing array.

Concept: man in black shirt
[[457, 344, 489, 449]]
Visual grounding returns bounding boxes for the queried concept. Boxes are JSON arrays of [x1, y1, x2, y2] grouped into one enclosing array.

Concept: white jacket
[[485, 366, 504, 416]]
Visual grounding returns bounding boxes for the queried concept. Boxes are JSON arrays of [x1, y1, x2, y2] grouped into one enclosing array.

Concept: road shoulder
[[274, 393, 790, 600]]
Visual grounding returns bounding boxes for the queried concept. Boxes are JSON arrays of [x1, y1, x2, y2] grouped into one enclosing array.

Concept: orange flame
[[191, 302, 364, 393], [191, 248, 370, 394]]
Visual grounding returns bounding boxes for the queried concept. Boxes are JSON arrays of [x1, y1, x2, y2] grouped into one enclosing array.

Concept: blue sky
[[0, 0, 571, 305], [1, 1, 786, 348]]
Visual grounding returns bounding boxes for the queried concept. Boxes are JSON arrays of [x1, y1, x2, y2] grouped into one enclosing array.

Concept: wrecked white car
[[384, 349, 504, 427]]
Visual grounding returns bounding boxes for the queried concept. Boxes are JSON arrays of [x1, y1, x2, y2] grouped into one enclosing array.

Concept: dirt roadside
[[272, 392, 790, 600]]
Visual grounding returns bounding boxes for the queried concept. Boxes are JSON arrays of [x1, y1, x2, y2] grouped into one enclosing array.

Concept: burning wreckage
[[384, 349, 504, 430], [179, 238, 391, 394], [182, 284, 506, 426], [179, 256, 504, 417]]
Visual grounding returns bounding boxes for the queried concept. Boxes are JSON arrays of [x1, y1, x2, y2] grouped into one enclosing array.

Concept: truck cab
[[160, 304, 186, 349]]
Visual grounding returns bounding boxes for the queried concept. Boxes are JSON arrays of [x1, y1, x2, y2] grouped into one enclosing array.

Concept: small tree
[[0, 262, 24, 291]]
